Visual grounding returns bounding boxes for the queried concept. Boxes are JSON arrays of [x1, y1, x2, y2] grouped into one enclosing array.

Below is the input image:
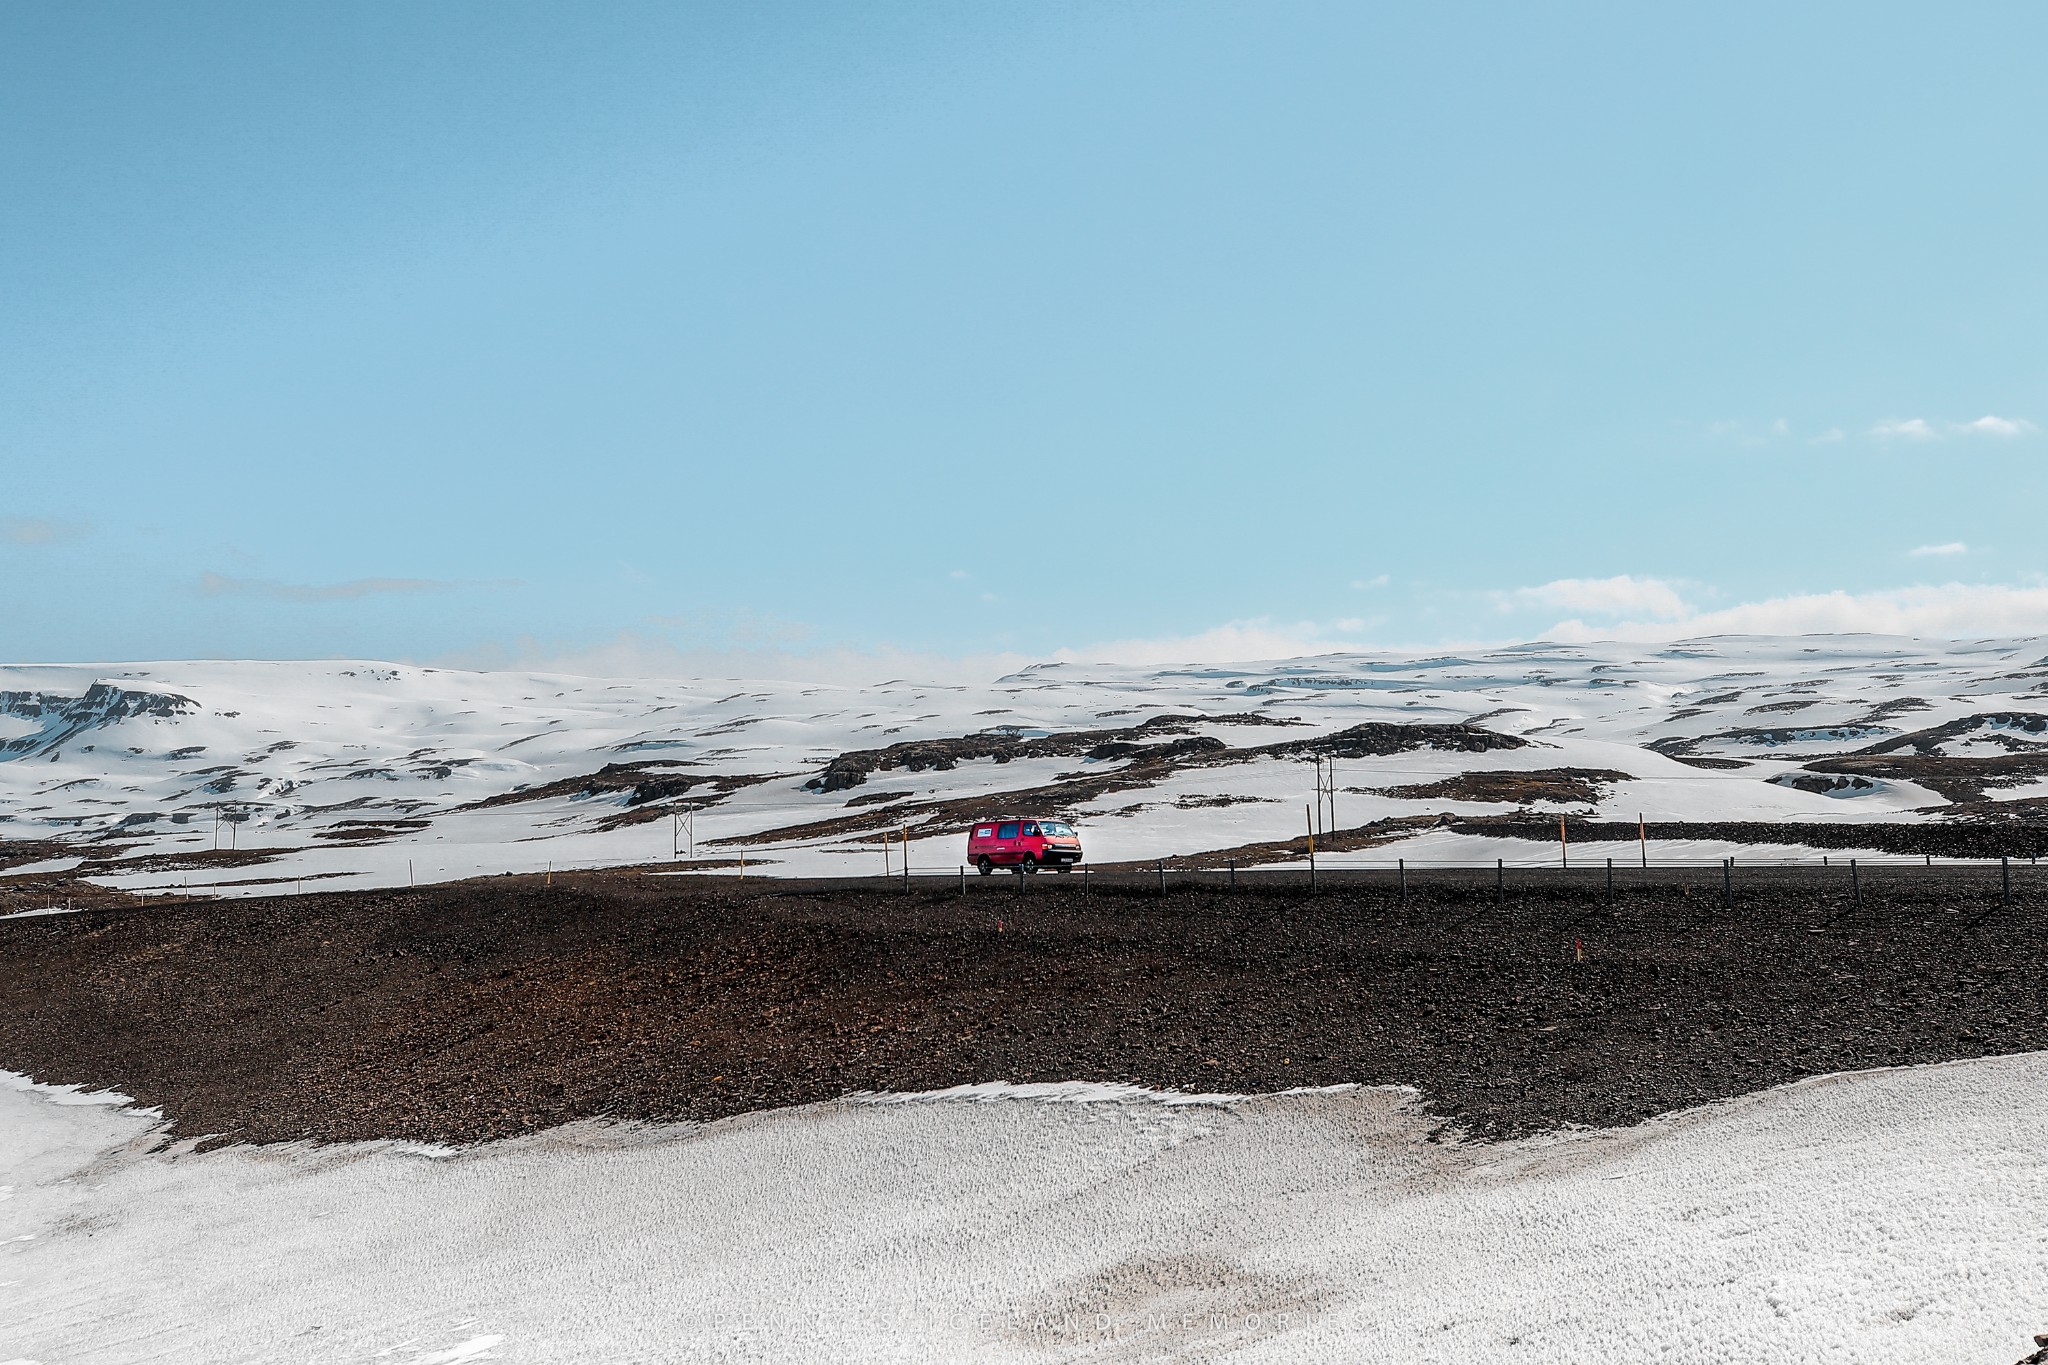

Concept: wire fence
[[749, 855, 2043, 908], [62, 847, 2043, 909]]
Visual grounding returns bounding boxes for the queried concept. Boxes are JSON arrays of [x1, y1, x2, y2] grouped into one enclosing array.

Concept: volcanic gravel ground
[[4, 865, 2046, 1146]]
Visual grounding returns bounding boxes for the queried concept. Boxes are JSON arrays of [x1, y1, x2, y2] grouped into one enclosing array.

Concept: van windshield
[[1039, 821, 1074, 836]]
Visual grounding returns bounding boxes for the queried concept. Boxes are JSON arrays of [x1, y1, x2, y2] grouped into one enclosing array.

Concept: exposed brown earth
[[1088, 814, 1450, 871], [0, 838, 85, 872], [455, 760, 776, 817], [3, 863, 2043, 1149]]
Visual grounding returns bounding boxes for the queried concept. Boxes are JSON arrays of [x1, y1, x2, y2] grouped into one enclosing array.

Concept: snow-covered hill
[[4, 634, 2047, 896]]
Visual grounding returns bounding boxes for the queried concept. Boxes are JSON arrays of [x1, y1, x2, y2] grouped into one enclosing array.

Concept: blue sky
[[6, 2, 2047, 675]]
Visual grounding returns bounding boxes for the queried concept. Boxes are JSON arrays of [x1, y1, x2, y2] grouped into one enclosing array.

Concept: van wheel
[[1022, 856, 1039, 874], [977, 857, 993, 876], [1056, 865, 1071, 875]]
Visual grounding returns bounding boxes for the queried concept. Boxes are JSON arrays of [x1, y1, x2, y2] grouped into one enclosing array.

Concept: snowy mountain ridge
[[4, 633, 2048, 897]]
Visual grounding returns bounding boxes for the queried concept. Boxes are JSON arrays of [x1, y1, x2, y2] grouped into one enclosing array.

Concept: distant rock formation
[[0, 682, 197, 759]]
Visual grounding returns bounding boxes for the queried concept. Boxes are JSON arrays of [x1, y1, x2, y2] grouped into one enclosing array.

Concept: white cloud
[[1050, 617, 1379, 667], [1540, 581, 2048, 643], [1808, 427, 1845, 445], [1909, 542, 1967, 558], [1953, 415, 2036, 438], [472, 606, 1677, 681], [1351, 574, 1391, 590], [1867, 415, 2034, 442], [438, 630, 1033, 687], [1502, 575, 1690, 621], [201, 572, 454, 602], [0, 516, 87, 546]]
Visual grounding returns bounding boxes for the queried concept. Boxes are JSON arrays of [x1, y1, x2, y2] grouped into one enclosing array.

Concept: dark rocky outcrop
[[1383, 768, 1631, 806], [1849, 712, 2048, 756], [1768, 773, 1876, 795], [1801, 751, 2048, 805], [804, 716, 1523, 794], [0, 683, 198, 759], [803, 714, 1216, 794]]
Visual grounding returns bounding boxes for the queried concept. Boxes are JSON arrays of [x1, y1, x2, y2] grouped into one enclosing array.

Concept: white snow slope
[[4, 633, 2047, 896], [4, 1055, 2044, 1364]]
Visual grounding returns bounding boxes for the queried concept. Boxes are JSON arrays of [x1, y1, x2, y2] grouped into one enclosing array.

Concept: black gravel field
[[3, 862, 2045, 1146]]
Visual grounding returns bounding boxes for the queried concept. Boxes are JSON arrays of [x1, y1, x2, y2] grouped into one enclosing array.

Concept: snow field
[[2, 1054, 2044, 1364]]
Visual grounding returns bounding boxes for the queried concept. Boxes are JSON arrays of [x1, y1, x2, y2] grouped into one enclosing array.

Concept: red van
[[968, 817, 1083, 874]]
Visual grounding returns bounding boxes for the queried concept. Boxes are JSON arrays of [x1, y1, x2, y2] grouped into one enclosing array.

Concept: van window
[[974, 827, 994, 838], [997, 822, 1020, 839], [1040, 821, 1074, 836], [1020, 822, 1040, 836]]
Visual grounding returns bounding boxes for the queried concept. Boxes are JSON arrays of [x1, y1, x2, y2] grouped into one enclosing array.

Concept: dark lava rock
[[4, 862, 2045, 1148]]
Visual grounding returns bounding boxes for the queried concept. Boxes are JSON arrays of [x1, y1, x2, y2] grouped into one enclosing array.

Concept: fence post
[[1158, 860, 1165, 895], [1229, 859, 1236, 890], [1083, 865, 1089, 898], [1722, 858, 1732, 910], [1496, 858, 1504, 905], [2002, 856, 2011, 907], [1398, 857, 1406, 907], [960, 864, 966, 897], [1606, 857, 1613, 904], [1851, 858, 1861, 909], [1306, 801, 1317, 893]]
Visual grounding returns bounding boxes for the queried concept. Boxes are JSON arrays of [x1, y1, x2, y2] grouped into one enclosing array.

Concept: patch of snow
[[1, 1056, 2043, 1362]]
